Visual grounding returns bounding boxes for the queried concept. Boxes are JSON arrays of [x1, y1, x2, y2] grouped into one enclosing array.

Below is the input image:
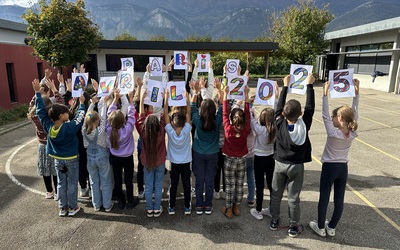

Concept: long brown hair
[[230, 108, 245, 132], [337, 105, 358, 131], [259, 107, 276, 144], [200, 98, 216, 132], [143, 114, 160, 169], [84, 111, 100, 135], [27, 96, 51, 120], [107, 110, 126, 150]]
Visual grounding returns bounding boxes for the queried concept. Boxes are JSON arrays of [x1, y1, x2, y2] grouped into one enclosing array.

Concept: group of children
[[28, 61, 360, 238]]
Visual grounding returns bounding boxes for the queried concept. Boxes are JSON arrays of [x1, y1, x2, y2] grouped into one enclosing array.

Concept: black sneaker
[[288, 224, 304, 237], [270, 219, 280, 231], [118, 201, 126, 210]]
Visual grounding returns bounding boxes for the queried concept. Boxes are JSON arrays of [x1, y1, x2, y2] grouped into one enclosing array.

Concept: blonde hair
[[107, 110, 126, 150], [337, 105, 358, 132], [84, 111, 100, 135]]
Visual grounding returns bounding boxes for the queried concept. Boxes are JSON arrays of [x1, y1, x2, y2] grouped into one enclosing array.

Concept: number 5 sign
[[289, 64, 313, 95], [227, 75, 248, 100], [329, 68, 355, 98]]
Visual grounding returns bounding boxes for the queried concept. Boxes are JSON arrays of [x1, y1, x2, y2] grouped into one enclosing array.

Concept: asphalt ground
[[0, 82, 400, 249]]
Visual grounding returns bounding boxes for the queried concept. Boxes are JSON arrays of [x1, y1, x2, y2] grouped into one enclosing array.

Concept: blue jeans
[[192, 151, 218, 207], [54, 158, 79, 209], [87, 148, 113, 209], [246, 156, 255, 201], [144, 163, 165, 210]]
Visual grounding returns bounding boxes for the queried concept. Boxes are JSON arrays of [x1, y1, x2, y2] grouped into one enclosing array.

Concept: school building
[[316, 16, 400, 94]]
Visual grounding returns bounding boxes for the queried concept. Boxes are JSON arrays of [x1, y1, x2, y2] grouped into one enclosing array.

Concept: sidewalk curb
[[0, 121, 31, 136]]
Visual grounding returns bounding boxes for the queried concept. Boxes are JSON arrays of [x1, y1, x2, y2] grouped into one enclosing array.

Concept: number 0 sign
[[328, 68, 355, 98], [254, 78, 276, 106]]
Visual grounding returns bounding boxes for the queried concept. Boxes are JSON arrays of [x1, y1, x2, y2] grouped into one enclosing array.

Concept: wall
[[0, 43, 56, 109]]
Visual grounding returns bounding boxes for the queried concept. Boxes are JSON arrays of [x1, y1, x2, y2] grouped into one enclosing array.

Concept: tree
[[271, 0, 334, 64], [22, 0, 102, 68], [114, 31, 137, 41], [149, 35, 169, 41]]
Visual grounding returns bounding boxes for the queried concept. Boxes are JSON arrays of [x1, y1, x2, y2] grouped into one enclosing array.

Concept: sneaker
[[94, 207, 101, 212], [147, 210, 154, 218], [261, 207, 272, 218], [80, 187, 89, 198], [184, 206, 191, 215], [127, 199, 139, 209], [204, 206, 213, 215], [154, 206, 163, 217], [59, 208, 68, 217], [105, 202, 114, 212], [45, 191, 54, 199], [118, 201, 126, 210], [250, 208, 263, 220], [54, 193, 58, 201], [213, 191, 220, 199], [325, 220, 336, 236], [138, 191, 144, 199], [68, 206, 81, 217], [195, 206, 203, 215], [168, 207, 175, 215], [309, 220, 326, 237], [270, 219, 280, 231], [288, 224, 304, 238], [247, 200, 256, 207]]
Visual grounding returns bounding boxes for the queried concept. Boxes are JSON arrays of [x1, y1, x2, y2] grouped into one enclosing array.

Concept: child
[[249, 107, 276, 220], [309, 79, 359, 237], [164, 90, 192, 215], [28, 79, 63, 200], [191, 78, 223, 215], [106, 90, 136, 210], [221, 85, 251, 219], [138, 85, 167, 218], [269, 74, 315, 237], [82, 95, 114, 212], [33, 78, 86, 217]]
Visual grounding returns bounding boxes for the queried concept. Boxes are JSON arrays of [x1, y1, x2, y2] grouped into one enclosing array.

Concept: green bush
[[0, 104, 29, 126]]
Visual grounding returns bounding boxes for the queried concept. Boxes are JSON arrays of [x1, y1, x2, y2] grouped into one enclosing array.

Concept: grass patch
[[0, 104, 29, 126]]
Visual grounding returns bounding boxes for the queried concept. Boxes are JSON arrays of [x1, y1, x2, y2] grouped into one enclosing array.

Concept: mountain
[[1, 0, 399, 40]]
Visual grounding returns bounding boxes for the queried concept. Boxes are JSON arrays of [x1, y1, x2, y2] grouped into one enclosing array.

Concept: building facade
[[317, 17, 400, 93]]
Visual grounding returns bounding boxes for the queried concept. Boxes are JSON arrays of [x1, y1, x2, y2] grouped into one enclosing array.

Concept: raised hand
[[305, 73, 315, 85], [79, 94, 85, 104], [199, 77, 207, 89], [208, 60, 213, 70], [91, 96, 99, 104], [324, 81, 330, 96], [45, 78, 57, 92], [214, 78, 222, 91], [128, 90, 134, 103], [91, 79, 99, 92], [44, 69, 52, 80], [162, 64, 167, 72], [66, 78, 72, 92], [73, 67, 78, 73], [113, 89, 121, 103], [80, 64, 85, 73], [32, 79, 41, 92], [194, 59, 198, 68], [57, 72, 64, 84], [146, 63, 151, 73], [353, 78, 360, 95], [283, 75, 291, 87]]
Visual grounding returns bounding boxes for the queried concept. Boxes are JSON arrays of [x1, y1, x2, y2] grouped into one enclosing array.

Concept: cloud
[[0, 0, 37, 7]]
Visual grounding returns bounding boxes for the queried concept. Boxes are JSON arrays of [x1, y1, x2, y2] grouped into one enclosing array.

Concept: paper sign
[[329, 68, 355, 98], [254, 78, 276, 106], [121, 57, 134, 71], [289, 64, 313, 95], [118, 70, 134, 95], [167, 81, 186, 107], [144, 79, 165, 108], [71, 73, 89, 97], [226, 59, 240, 77], [197, 54, 210, 73], [149, 57, 163, 76], [227, 75, 248, 100], [97, 76, 116, 97], [174, 51, 188, 70]]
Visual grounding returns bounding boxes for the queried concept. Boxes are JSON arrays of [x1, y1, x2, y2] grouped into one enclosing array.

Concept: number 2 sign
[[289, 64, 313, 95], [227, 75, 248, 100], [329, 68, 355, 98]]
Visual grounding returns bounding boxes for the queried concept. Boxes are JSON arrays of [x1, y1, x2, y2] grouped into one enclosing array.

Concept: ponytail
[[348, 120, 358, 132]]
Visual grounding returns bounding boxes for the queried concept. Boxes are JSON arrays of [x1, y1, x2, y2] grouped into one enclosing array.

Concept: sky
[[0, 0, 37, 7]]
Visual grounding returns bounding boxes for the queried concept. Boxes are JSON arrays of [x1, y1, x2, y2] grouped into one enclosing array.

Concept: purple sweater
[[106, 103, 136, 157]]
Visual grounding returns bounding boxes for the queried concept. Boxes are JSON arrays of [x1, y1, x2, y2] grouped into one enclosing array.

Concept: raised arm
[[164, 88, 170, 124]]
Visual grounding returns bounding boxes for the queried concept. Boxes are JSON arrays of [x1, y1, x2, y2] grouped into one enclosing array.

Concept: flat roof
[[325, 16, 400, 40], [0, 19, 27, 32], [99, 40, 278, 52]]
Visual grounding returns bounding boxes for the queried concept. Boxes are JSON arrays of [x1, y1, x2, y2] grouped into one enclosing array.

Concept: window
[[379, 42, 393, 50], [37, 63, 43, 80], [346, 46, 360, 52], [6, 63, 16, 102], [344, 53, 391, 74], [358, 54, 376, 73], [106, 54, 166, 72], [360, 44, 378, 52]]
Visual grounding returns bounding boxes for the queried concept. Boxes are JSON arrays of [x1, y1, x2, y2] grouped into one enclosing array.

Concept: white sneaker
[[105, 202, 114, 212], [154, 206, 163, 217], [261, 207, 272, 218], [138, 191, 144, 199], [45, 191, 54, 199], [325, 220, 336, 236], [250, 208, 263, 220], [53, 193, 58, 201], [213, 191, 220, 200], [309, 220, 326, 237]]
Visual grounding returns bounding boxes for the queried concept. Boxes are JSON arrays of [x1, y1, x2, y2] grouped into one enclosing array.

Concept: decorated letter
[[97, 76, 116, 97], [149, 57, 163, 76], [167, 81, 186, 106], [118, 70, 134, 95], [197, 54, 210, 73], [226, 59, 240, 77], [144, 79, 165, 108], [121, 57, 134, 71], [71, 73, 89, 97], [174, 51, 188, 70]]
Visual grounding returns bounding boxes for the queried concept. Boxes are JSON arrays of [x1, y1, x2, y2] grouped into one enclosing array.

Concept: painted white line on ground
[[5, 138, 45, 196]]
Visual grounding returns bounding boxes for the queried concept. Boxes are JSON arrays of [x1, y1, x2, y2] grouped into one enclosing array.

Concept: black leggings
[[254, 155, 275, 212], [43, 175, 58, 193]]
